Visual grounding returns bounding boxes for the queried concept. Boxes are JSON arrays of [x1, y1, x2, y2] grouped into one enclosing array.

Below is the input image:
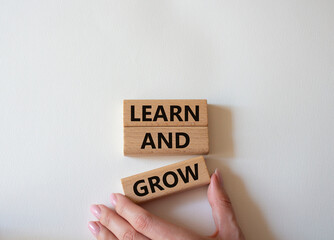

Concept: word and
[[141, 132, 189, 149]]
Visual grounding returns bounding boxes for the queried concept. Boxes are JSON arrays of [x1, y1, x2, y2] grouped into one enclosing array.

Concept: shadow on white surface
[[207, 104, 276, 240], [208, 104, 235, 159]]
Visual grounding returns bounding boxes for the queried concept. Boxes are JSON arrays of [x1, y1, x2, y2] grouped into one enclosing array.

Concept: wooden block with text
[[123, 99, 209, 156], [121, 156, 210, 203], [124, 127, 209, 155], [124, 99, 208, 127]]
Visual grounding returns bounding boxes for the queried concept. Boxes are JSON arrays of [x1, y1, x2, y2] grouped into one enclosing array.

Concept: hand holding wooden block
[[121, 156, 211, 203]]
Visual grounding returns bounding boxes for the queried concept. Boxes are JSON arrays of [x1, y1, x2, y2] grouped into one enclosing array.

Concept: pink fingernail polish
[[110, 193, 118, 207], [214, 168, 223, 186], [90, 205, 101, 219], [88, 221, 100, 237]]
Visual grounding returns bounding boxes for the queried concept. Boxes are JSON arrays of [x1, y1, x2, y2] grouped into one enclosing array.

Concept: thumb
[[207, 169, 244, 240]]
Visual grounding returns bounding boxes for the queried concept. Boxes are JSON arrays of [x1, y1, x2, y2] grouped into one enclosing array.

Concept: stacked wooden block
[[122, 99, 210, 203], [123, 99, 209, 155]]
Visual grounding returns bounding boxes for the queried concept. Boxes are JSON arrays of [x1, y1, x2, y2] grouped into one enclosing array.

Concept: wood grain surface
[[121, 156, 211, 203]]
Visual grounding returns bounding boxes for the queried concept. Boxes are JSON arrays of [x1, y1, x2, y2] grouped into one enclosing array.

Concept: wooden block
[[121, 156, 211, 203], [123, 99, 208, 127], [124, 127, 209, 155]]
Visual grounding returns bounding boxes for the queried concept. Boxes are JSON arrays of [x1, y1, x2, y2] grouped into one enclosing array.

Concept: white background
[[1, 1, 334, 239]]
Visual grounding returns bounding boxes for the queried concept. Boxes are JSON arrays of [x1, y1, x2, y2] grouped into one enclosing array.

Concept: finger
[[111, 193, 201, 240], [90, 204, 149, 240], [207, 169, 244, 239], [88, 221, 117, 240]]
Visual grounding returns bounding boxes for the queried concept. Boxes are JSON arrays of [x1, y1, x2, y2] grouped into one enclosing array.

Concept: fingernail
[[90, 205, 101, 219], [214, 168, 223, 186], [88, 221, 100, 237], [110, 193, 118, 207]]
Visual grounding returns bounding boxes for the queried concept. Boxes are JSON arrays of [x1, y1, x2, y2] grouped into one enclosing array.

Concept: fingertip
[[114, 192, 125, 198], [214, 168, 223, 186], [111, 193, 130, 209], [110, 193, 118, 207], [208, 170, 227, 201], [110, 193, 125, 202], [88, 221, 100, 237], [90, 204, 101, 219], [207, 172, 217, 197], [210, 170, 220, 188]]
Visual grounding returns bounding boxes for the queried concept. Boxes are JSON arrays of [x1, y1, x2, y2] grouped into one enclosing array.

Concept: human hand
[[88, 169, 245, 240]]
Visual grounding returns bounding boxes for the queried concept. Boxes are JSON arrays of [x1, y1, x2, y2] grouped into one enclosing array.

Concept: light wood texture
[[124, 126, 209, 155], [123, 99, 208, 127], [121, 156, 210, 203]]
